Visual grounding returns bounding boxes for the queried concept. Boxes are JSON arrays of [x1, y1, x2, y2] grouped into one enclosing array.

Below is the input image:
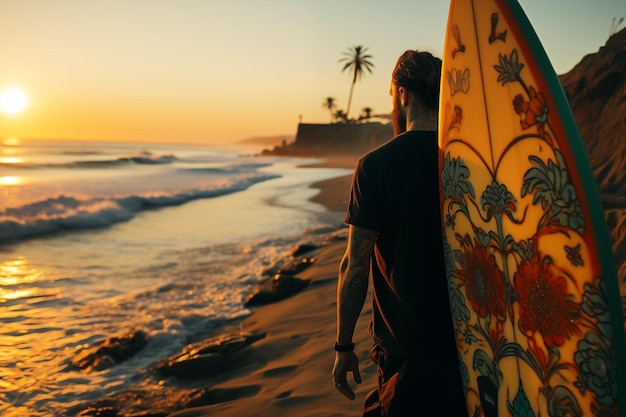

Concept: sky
[[0, 0, 624, 145]]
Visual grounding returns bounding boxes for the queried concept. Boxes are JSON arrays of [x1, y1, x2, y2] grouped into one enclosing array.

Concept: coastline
[[165, 156, 370, 417], [303, 155, 358, 213]]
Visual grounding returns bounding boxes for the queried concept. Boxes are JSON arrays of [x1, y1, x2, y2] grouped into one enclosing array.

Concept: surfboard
[[437, 1, 626, 416]]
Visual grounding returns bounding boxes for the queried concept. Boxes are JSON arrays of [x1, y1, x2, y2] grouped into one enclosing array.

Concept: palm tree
[[334, 109, 347, 123], [322, 97, 337, 123], [339, 45, 374, 120], [360, 107, 373, 122], [610, 16, 624, 37]]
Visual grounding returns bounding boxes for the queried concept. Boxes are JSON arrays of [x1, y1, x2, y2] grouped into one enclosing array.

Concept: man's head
[[390, 50, 442, 136]]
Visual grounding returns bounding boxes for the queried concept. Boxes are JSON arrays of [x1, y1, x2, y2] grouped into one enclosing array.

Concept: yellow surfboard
[[438, 1, 625, 416]]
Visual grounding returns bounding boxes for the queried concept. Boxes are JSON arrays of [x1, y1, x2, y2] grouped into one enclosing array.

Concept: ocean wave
[[0, 174, 279, 243], [1, 151, 178, 169], [2, 157, 275, 173], [180, 162, 273, 174], [128, 152, 177, 165]]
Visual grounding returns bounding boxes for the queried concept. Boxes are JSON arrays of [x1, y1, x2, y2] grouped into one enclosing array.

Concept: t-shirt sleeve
[[344, 156, 380, 230]]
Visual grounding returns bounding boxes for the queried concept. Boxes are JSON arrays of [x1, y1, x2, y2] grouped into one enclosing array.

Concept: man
[[332, 50, 466, 416]]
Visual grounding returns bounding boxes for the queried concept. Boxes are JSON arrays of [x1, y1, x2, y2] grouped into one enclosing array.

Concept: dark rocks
[[244, 274, 310, 307], [276, 256, 316, 275], [245, 243, 319, 307], [71, 329, 147, 372], [155, 332, 266, 378], [262, 250, 317, 276], [290, 243, 319, 256]]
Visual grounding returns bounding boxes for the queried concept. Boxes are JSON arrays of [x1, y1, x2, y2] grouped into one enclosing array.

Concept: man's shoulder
[[360, 130, 437, 162]]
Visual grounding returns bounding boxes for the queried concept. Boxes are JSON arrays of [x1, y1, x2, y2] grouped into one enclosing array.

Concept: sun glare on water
[[0, 176, 21, 186], [0, 87, 29, 115]]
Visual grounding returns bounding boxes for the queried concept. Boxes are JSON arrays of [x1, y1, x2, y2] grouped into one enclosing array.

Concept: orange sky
[[0, 0, 623, 145]]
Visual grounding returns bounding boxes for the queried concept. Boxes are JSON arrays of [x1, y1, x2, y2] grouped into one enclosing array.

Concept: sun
[[0, 87, 29, 115]]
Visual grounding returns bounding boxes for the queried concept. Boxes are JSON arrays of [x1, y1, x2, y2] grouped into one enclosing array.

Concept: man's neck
[[406, 103, 438, 131], [406, 112, 437, 132]]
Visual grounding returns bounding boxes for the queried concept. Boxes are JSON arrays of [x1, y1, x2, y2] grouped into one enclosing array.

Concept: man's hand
[[332, 350, 362, 400]]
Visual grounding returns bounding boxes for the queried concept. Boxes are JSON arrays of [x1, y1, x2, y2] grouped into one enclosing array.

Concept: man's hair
[[391, 50, 442, 111]]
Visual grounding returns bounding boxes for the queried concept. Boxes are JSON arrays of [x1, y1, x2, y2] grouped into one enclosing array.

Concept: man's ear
[[398, 86, 409, 107]]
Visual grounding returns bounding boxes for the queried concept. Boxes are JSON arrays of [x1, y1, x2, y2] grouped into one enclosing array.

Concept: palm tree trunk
[[346, 81, 355, 119]]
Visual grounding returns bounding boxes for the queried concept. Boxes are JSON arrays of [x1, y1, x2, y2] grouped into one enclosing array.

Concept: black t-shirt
[[345, 130, 457, 360]]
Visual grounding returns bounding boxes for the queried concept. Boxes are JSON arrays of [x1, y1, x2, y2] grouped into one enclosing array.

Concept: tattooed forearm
[[350, 227, 377, 268], [337, 272, 368, 344], [347, 272, 368, 303], [336, 225, 377, 343]]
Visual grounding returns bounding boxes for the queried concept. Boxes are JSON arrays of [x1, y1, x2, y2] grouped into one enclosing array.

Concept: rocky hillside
[[560, 27, 626, 205], [558, 27, 626, 282]]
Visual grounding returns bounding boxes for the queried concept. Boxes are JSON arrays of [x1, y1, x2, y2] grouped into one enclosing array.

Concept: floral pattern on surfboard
[[439, 3, 621, 417]]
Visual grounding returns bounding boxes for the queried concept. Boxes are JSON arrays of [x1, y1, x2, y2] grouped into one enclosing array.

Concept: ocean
[[0, 138, 352, 416]]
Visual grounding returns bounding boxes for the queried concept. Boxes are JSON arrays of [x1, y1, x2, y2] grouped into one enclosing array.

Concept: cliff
[[261, 122, 393, 157], [558, 27, 626, 281], [559, 27, 626, 206]]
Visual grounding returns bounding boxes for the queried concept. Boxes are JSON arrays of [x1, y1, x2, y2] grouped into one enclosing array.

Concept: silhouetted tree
[[610, 16, 625, 37], [334, 109, 347, 123], [339, 45, 374, 119], [322, 97, 337, 123], [360, 107, 373, 121]]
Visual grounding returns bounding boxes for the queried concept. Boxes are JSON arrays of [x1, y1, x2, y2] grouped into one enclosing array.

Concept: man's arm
[[333, 224, 377, 400], [337, 225, 377, 344]]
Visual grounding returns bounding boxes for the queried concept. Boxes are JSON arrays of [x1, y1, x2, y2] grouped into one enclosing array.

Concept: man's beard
[[391, 100, 406, 136]]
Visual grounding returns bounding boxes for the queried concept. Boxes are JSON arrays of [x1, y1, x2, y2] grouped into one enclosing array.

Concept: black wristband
[[334, 342, 355, 352]]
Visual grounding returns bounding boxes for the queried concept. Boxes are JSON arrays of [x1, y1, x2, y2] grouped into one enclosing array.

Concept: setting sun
[[0, 87, 28, 115]]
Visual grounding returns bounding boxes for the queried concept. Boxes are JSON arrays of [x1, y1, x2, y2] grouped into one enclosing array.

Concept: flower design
[[481, 180, 517, 218], [581, 279, 611, 335], [494, 49, 524, 85], [512, 239, 534, 261], [448, 279, 470, 323], [440, 18, 621, 417], [443, 239, 456, 278], [441, 153, 475, 200], [456, 236, 506, 319], [522, 150, 585, 234], [447, 68, 470, 96], [515, 260, 580, 347], [574, 332, 616, 408], [447, 104, 463, 134], [513, 86, 548, 136]]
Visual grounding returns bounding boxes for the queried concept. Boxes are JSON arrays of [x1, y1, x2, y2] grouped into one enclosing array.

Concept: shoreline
[[164, 156, 369, 417], [304, 155, 358, 213]]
